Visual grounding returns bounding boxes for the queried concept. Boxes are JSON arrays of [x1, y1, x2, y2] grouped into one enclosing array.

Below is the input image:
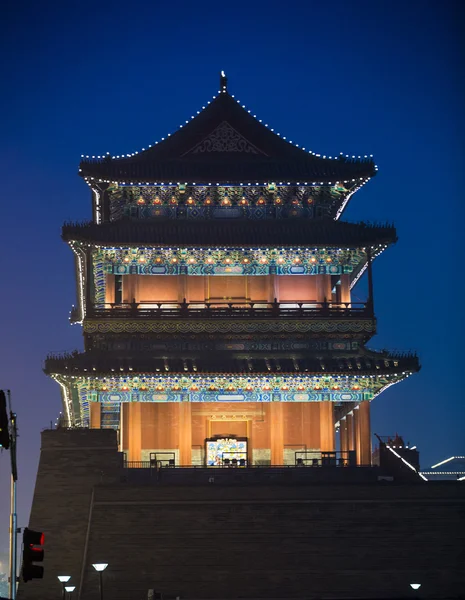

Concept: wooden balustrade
[[84, 300, 373, 320]]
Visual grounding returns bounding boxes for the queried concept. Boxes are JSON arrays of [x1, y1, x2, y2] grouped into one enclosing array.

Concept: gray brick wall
[[17, 429, 465, 600]]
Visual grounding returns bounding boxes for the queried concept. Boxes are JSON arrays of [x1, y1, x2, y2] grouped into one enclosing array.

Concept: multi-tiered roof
[[47, 74, 419, 428]]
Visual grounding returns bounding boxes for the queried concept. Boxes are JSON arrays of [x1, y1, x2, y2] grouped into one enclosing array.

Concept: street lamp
[[64, 585, 76, 599], [410, 583, 421, 590], [57, 576, 71, 600], [92, 563, 108, 600]]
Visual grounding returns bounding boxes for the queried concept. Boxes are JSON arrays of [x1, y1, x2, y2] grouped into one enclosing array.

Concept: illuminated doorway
[[205, 436, 248, 466]]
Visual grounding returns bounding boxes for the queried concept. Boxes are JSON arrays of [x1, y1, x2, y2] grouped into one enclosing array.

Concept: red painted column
[[178, 403, 192, 465], [358, 401, 371, 466], [340, 417, 348, 453], [320, 402, 335, 452], [128, 403, 142, 462], [90, 402, 101, 429], [270, 403, 284, 465], [346, 412, 355, 452]]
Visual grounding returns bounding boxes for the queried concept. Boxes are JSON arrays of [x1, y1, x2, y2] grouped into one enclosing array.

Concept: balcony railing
[[83, 300, 373, 320]]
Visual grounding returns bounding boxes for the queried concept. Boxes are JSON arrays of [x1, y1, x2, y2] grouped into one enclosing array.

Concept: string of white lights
[[51, 376, 72, 426], [386, 445, 428, 481]]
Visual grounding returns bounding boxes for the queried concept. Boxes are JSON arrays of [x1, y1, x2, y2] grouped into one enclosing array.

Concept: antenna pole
[[8, 390, 18, 600]]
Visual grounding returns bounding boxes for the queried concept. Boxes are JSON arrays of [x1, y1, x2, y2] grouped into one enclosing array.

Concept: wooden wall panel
[[208, 276, 247, 301], [137, 276, 178, 302], [210, 421, 247, 437], [252, 405, 270, 448], [248, 276, 269, 302], [283, 403, 303, 445], [278, 276, 317, 302], [187, 276, 205, 302]]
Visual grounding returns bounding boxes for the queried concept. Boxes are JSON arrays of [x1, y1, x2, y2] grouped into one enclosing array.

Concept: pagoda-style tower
[[46, 74, 419, 467]]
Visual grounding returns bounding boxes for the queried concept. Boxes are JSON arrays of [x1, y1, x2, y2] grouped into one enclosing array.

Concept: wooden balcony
[[79, 300, 374, 322]]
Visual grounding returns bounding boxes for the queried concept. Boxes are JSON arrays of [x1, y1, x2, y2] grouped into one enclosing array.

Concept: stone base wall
[[17, 429, 465, 600]]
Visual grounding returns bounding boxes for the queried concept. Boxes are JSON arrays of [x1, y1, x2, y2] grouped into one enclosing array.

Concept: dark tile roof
[[45, 350, 419, 376], [62, 219, 396, 247], [79, 91, 376, 184]]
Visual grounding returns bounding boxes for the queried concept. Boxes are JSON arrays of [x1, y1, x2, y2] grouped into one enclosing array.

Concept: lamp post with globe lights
[[57, 575, 71, 600], [92, 563, 108, 600]]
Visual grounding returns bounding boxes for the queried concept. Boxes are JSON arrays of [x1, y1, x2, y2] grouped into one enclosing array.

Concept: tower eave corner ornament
[[220, 70, 228, 92]]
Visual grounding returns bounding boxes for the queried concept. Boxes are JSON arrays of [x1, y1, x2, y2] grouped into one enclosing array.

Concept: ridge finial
[[220, 70, 228, 92]]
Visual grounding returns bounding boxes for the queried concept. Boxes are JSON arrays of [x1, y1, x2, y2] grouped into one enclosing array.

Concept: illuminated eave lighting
[[431, 456, 465, 469], [386, 446, 427, 481], [80, 89, 375, 177]]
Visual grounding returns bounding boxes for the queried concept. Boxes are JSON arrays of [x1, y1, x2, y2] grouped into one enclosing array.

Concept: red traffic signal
[[22, 528, 45, 582]]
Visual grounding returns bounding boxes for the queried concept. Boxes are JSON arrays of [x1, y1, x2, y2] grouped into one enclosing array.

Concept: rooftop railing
[[83, 300, 373, 321]]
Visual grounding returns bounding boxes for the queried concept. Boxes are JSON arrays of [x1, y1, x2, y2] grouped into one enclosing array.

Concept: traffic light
[[0, 391, 9, 449], [22, 528, 45, 582]]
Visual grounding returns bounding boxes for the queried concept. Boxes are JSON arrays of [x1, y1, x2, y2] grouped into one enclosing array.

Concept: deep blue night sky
[[0, 0, 464, 553]]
